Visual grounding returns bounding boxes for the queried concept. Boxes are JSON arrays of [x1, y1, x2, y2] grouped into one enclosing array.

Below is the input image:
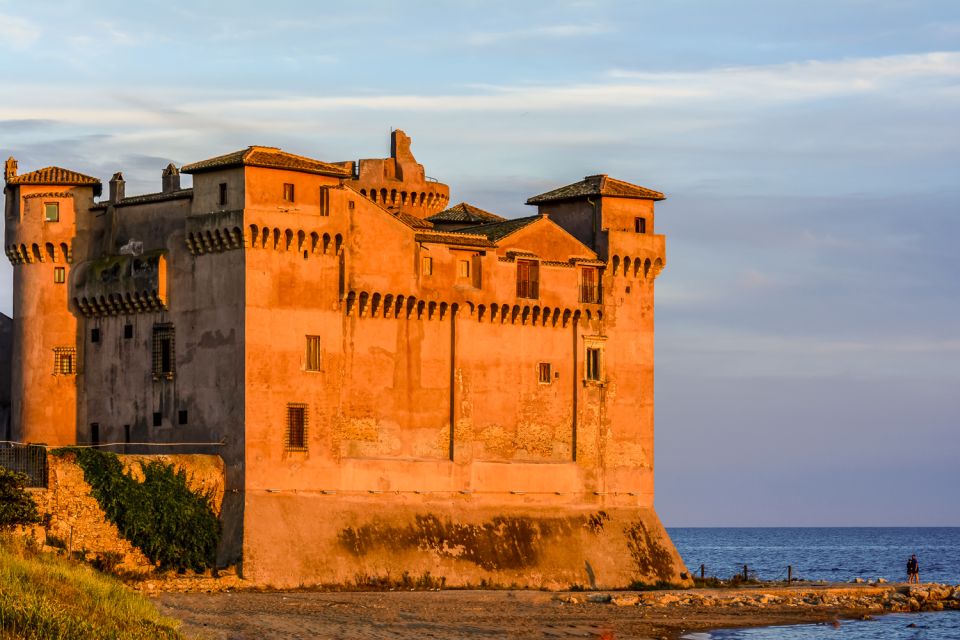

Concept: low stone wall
[[29, 452, 224, 573], [242, 493, 690, 589]]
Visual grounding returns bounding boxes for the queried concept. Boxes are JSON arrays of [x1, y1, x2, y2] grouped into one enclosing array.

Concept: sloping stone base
[[242, 494, 691, 589]]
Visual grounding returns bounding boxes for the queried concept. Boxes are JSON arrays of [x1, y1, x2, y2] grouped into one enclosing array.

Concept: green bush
[[0, 467, 41, 530], [56, 449, 220, 572]]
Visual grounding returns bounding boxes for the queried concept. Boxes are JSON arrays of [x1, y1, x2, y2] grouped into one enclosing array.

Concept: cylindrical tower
[[3, 158, 101, 445]]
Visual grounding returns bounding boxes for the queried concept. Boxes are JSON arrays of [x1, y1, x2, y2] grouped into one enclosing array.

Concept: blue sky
[[1, 1, 958, 525]]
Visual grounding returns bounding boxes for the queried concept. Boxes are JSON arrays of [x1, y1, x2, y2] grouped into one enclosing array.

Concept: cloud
[[465, 23, 611, 45], [0, 13, 40, 49]]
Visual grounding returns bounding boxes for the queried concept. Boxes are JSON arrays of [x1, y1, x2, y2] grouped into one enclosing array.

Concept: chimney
[[162, 163, 180, 193], [109, 172, 125, 202], [4, 157, 17, 182]]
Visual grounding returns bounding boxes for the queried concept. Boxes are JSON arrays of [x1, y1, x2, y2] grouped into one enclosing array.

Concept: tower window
[[152, 324, 175, 379], [178, 410, 188, 425], [421, 256, 432, 276], [585, 347, 603, 382], [90, 423, 100, 446], [634, 217, 647, 234], [283, 183, 295, 202], [457, 259, 470, 279], [319, 186, 330, 216], [44, 202, 59, 222], [124, 424, 131, 445], [538, 362, 552, 384], [516, 259, 539, 299], [153, 412, 162, 427], [305, 336, 322, 371], [91, 327, 101, 343], [124, 323, 133, 339], [580, 267, 600, 303], [53, 347, 76, 375], [54, 267, 66, 284], [218, 182, 228, 206], [286, 403, 308, 451]]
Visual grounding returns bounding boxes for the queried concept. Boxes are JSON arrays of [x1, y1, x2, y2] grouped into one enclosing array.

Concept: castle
[[2, 130, 689, 588]]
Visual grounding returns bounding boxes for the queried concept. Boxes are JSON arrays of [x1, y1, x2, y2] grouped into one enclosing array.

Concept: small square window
[[124, 324, 133, 339], [537, 362, 552, 384], [586, 347, 602, 382], [53, 347, 76, 375], [153, 412, 162, 427], [457, 259, 470, 279], [348, 200, 355, 210], [286, 403, 308, 451], [44, 202, 59, 222], [91, 327, 101, 343], [283, 183, 295, 202], [178, 410, 188, 425], [305, 335, 322, 372], [634, 217, 647, 234], [421, 256, 432, 276], [54, 266, 65, 284], [218, 183, 228, 206]]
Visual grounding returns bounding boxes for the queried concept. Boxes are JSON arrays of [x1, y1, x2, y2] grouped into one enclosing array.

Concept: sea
[[668, 527, 960, 639]]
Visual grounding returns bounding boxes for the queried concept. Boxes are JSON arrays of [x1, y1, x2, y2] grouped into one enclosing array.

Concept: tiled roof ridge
[[7, 166, 101, 186], [427, 202, 507, 223], [182, 146, 351, 177], [525, 174, 665, 204], [457, 214, 542, 241]]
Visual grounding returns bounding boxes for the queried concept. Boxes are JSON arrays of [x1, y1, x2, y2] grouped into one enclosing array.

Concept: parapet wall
[[30, 452, 224, 573]]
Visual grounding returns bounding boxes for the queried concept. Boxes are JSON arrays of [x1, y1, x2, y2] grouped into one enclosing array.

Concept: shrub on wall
[[0, 467, 40, 530], [55, 449, 220, 572]]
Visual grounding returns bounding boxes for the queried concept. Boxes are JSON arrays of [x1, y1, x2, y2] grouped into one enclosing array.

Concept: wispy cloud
[[465, 23, 611, 45], [0, 13, 40, 49]]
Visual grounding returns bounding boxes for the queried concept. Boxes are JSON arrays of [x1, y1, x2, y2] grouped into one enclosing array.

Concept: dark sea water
[[668, 528, 960, 639]]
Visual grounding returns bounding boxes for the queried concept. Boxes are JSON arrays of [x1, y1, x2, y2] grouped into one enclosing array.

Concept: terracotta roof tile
[[181, 146, 352, 178], [414, 231, 496, 248], [7, 166, 101, 187], [457, 215, 541, 241], [526, 174, 664, 204], [392, 211, 434, 229], [426, 202, 506, 224]]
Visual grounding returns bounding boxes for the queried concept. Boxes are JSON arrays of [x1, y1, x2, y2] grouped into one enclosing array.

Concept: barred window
[[152, 324, 175, 379], [457, 259, 470, 279], [54, 266, 66, 284], [538, 362, 552, 384], [586, 347, 602, 382], [305, 336, 322, 371], [53, 347, 76, 375], [286, 403, 308, 451], [421, 256, 432, 276]]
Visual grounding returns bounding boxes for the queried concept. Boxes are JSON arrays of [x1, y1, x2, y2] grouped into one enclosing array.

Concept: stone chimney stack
[[162, 163, 180, 193], [4, 157, 17, 182], [109, 172, 125, 202]]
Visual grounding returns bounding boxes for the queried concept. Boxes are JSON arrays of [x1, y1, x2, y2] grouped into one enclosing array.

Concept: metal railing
[[0, 443, 48, 488]]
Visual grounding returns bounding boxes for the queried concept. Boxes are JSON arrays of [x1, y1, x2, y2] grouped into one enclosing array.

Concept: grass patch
[[0, 534, 185, 640]]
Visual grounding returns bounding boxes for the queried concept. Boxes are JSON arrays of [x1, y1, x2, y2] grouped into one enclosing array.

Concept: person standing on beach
[[907, 554, 919, 583]]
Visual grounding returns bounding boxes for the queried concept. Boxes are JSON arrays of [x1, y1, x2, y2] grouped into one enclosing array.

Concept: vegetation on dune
[[54, 448, 220, 572], [0, 535, 185, 640], [0, 468, 40, 530]]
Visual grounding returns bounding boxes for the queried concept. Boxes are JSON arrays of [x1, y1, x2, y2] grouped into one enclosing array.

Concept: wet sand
[[155, 585, 926, 640]]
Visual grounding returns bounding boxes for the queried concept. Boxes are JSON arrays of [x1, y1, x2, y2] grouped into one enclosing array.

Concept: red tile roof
[[526, 174, 664, 204], [427, 202, 506, 224], [182, 146, 352, 178], [7, 166, 101, 187]]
